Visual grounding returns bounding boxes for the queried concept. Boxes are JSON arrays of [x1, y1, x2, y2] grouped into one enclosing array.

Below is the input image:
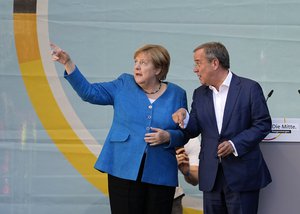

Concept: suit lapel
[[221, 74, 241, 134], [204, 86, 219, 134]]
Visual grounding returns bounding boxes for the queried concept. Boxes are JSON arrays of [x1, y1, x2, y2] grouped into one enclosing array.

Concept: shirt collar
[[222, 70, 232, 88], [209, 70, 232, 92]]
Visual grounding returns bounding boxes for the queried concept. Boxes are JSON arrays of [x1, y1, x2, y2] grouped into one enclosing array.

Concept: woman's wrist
[[64, 60, 75, 74]]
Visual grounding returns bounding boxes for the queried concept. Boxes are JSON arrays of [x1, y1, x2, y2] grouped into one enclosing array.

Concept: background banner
[[264, 118, 300, 142], [1, 0, 300, 214]]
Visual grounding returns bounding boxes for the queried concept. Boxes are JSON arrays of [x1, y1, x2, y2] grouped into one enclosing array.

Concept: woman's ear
[[155, 69, 162, 76]]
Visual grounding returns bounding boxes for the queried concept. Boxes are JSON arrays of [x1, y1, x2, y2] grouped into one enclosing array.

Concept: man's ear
[[211, 58, 220, 70]]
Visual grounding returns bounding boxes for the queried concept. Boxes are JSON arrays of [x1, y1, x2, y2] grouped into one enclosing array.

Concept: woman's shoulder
[[113, 73, 136, 87], [117, 73, 134, 80]]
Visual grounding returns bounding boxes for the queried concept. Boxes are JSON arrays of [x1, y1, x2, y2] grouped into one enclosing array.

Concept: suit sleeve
[[183, 89, 202, 140], [166, 90, 189, 148], [231, 82, 272, 156]]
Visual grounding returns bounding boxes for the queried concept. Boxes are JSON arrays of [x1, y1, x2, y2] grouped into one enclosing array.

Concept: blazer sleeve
[[64, 66, 126, 105]]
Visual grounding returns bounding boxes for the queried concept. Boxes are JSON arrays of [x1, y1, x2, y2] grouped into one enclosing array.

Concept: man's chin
[[199, 79, 205, 85]]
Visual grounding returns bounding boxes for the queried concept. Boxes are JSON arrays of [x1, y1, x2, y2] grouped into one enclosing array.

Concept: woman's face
[[133, 52, 160, 86]]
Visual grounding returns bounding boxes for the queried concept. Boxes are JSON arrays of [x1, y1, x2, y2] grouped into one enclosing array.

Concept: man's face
[[193, 48, 215, 86]]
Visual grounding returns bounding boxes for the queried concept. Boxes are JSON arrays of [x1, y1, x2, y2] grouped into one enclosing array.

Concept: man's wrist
[[229, 140, 238, 156], [183, 169, 190, 177]]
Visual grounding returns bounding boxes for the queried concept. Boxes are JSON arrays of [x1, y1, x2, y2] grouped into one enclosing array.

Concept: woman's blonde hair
[[134, 44, 170, 80]]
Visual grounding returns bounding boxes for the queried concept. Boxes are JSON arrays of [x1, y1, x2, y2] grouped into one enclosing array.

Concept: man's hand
[[172, 108, 187, 128], [217, 141, 234, 158]]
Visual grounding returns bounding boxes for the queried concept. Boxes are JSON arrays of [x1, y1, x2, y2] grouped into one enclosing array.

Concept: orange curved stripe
[[13, 13, 108, 195]]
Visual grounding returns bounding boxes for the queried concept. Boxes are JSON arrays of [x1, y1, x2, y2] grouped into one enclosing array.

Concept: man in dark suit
[[172, 42, 272, 214]]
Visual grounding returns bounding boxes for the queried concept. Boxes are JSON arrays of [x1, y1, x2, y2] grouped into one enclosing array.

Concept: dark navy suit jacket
[[185, 73, 272, 192]]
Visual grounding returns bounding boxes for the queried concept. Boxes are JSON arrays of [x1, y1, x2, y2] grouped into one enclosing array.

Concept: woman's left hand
[[144, 127, 170, 146]]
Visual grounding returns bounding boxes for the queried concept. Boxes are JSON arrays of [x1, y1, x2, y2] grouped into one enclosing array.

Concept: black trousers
[[107, 155, 175, 214], [203, 165, 260, 214]]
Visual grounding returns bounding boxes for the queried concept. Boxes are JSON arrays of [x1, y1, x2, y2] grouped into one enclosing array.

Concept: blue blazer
[[186, 73, 272, 192], [65, 67, 188, 187]]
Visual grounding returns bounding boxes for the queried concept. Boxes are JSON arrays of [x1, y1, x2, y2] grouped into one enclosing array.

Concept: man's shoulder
[[194, 84, 209, 95], [232, 73, 259, 86]]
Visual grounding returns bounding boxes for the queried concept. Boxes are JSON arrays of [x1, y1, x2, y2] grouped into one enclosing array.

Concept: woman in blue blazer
[[51, 43, 188, 214]]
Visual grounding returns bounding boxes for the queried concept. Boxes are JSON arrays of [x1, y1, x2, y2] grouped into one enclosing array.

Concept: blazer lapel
[[221, 74, 241, 134], [204, 86, 219, 134]]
